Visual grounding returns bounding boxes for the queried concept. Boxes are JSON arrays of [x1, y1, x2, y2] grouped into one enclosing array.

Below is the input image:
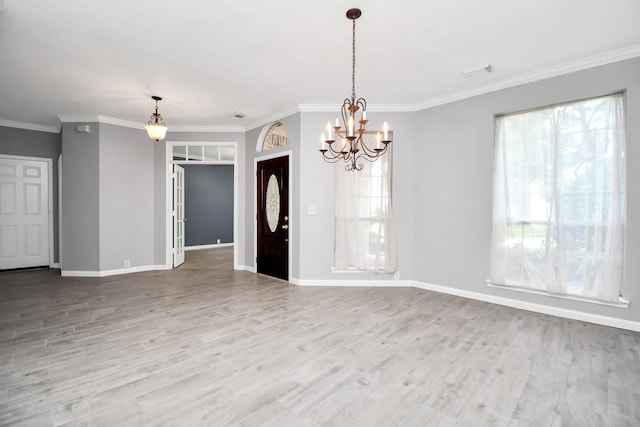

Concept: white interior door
[[173, 164, 185, 267], [0, 157, 50, 269]]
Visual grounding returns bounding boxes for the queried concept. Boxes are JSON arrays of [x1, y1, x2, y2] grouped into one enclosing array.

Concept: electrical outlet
[[124, 260, 130, 268], [217, 238, 221, 244]]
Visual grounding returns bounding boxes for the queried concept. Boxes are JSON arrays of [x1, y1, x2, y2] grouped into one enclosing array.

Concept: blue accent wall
[[183, 165, 234, 246]]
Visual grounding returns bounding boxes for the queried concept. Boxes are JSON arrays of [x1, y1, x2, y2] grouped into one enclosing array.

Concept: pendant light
[[145, 96, 168, 142]]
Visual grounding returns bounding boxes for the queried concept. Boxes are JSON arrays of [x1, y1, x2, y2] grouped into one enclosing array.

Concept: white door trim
[[0, 154, 54, 268], [164, 141, 239, 270], [254, 150, 293, 280]]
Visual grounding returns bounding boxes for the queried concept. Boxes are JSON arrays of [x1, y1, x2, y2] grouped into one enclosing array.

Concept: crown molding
[[57, 115, 245, 133], [301, 45, 640, 114], [169, 125, 245, 133], [57, 115, 144, 130], [0, 119, 59, 133], [298, 103, 416, 113], [298, 104, 340, 112], [415, 44, 640, 111], [245, 107, 301, 132]]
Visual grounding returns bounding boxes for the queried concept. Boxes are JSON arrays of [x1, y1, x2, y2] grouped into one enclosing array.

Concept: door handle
[[282, 224, 289, 230]]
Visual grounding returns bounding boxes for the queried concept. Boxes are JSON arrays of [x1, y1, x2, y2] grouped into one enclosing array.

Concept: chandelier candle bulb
[[376, 132, 381, 150], [348, 116, 355, 137], [326, 121, 334, 141], [383, 121, 389, 141], [362, 110, 367, 121], [321, 134, 326, 150]]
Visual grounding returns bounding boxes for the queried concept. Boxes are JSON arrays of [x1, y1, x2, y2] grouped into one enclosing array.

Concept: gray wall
[[61, 123, 100, 271], [183, 165, 234, 246], [412, 57, 640, 323], [0, 126, 61, 263], [98, 124, 155, 271], [61, 122, 156, 272]]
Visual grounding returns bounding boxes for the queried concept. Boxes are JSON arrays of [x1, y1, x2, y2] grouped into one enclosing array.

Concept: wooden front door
[[257, 156, 288, 280]]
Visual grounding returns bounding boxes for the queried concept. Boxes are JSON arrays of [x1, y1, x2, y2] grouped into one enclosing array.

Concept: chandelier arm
[[355, 148, 386, 164], [321, 150, 349, 164], [345, 158, 364, 172], [356, 98, 366, 115], [322, 141, 349, 159], [359, 134, 387, 157], [340, 99, 352, 138], [357, 138, 376, 157]]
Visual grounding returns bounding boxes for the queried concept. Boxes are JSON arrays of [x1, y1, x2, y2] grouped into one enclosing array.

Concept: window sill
[[485, 280, 629, 308]]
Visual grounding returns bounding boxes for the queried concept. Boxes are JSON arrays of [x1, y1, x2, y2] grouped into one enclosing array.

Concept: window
[[172, 144, 235, 163], [490, 93, 626, 303], [334, 147, 396, 272], [262, 123, 289, 151]]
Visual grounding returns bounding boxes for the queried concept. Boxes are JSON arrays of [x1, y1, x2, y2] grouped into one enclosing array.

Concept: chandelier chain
[[351, 17, 356, 101]]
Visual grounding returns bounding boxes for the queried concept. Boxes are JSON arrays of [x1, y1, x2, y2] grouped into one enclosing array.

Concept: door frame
[[164, 141, 239, 270], [254, 150, 292, 280], [0, 154, 54, 268]]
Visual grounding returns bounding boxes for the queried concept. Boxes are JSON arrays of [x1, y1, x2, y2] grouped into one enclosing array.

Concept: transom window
[[262, 123, 289, 151], [172, 144, 234, 163]]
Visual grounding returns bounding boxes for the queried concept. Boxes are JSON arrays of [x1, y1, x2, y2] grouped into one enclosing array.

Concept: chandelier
[[145, 95, 168, 142], [320, 8, 392, 171]]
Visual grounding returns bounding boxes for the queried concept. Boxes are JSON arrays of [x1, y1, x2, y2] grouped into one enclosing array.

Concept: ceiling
[[1, 0, 639, 132]]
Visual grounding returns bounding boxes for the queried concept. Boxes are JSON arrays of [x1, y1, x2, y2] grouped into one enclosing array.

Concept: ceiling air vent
[[461, 64, 494, 79]]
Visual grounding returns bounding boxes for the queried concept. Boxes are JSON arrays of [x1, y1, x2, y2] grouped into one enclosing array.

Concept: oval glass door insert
[[266, 174, 280, 232]]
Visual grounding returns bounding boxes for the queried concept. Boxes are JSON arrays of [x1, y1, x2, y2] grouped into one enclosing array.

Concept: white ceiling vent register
[[462, 64, 494, 79]]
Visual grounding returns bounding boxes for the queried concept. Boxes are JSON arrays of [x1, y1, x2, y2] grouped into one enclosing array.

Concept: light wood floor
[[179, 247, 234, 271], [1, 266, 639, 426]]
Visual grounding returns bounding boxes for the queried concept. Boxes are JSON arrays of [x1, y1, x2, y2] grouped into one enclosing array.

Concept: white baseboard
[[185, 243, 234, 251], [293, 278, 640, 332], [294, 278, 406, 288], [237, 265, 256, 273], [61, 264, 161, 277]]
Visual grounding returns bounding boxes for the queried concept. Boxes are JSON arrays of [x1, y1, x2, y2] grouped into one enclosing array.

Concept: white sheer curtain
[[491, 93, 625, 302], [334, 151, 396, 272]]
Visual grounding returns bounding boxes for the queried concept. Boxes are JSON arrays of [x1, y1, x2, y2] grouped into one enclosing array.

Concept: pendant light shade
[[145, 96, 168, 142]]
